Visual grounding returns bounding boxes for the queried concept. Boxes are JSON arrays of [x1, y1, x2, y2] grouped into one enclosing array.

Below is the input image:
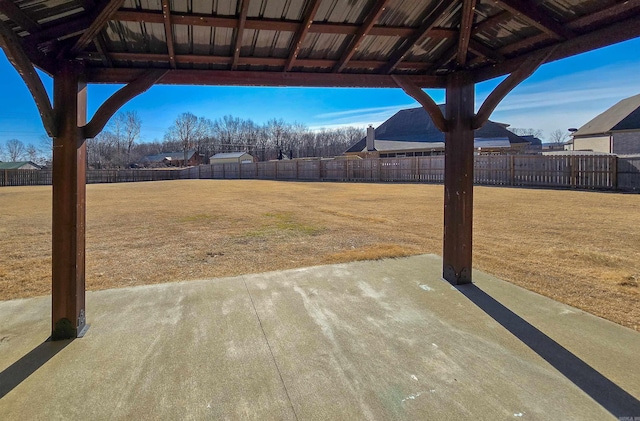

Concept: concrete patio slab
[[0, 254, 638, 420]]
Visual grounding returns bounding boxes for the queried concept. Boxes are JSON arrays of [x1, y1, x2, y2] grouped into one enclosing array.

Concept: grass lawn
[[1, 179, 638, 331]]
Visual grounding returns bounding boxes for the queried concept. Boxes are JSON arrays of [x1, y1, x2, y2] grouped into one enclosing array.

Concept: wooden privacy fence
[[200, 155, 622, 190], [0, 168, 190, 186], [3, 155, 638, 191], [617, 155, 640, 191]]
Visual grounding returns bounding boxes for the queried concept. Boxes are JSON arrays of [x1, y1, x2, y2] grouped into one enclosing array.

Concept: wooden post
[[51, 61, 88, 340], [443, 72, 474, 285]]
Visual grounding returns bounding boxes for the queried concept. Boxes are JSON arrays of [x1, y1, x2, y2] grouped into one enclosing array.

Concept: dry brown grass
[[1, 180, 638, 330]]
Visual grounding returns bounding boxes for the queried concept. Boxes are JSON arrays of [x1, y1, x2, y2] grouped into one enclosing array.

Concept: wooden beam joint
[[83, 69, 167, 138], [391, 75, 448, 132]]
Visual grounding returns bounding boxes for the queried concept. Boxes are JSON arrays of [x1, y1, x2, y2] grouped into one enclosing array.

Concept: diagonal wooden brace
[[83, 69, 168, 139], [391, 75, 448, 132], [473, 47, 557, 129]]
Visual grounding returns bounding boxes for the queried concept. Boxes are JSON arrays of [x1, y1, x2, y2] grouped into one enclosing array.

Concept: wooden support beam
[[83, 69, 167, 138], [428, 42, 457, 72], [474, 16, 640, 82], [380, 0, 455, 74], [468, 38, 504, 63], [390, 75, 447, 132], [443, 71, 474, 285], [71, 0, 126, 55], [86, 67, 447, 88], [93, 33, 113, 67], [474, 48, 554, 129], [0, 0, 40, 33], [231, 0, 250, 70], [0, 19, 56, 137], [160, 0, 176, 68], [112, 9, 456, 38], [333, 0, 391, 73], [284, 0, 321, 72], [51, 61, 88, 340], [89, 51, 434, 70], [472, 10, 511, 35], [492, 0, 574, 40], [24, 15, 92, 48], [456, 0, 476, 67]]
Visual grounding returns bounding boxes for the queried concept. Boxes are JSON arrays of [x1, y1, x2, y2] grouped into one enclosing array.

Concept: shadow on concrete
[[0, 338, 71, 399], [456, 283, 640, 419]]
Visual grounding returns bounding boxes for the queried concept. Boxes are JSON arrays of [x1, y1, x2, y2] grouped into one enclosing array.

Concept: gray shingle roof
[[142, 151, 197, 162], [573, 93, 640, 137], [0, 161, 41, 169], [346, 106, 528, 153], [210, 152, 251, 159]]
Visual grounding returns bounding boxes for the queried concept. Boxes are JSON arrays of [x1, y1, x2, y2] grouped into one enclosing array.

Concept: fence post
[[510, 155, 515, 186], [612, 156, 618, 190], [570, 155, 576, 188]]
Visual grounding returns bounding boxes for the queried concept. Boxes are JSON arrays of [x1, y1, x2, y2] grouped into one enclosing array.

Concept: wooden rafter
[[475, 15, 640, 82], [111, 9, 456, 39], [284, 0, 321, 72], [231, 0, 250, 70], [456, 0, 476, 67], [0, 0, 40, 33], [493, 0, 574, 40], [87, 68, 446, 88], [428, 42, 458, 72], [390, 75, 448, 132], [333, 0, 391, 73], [83, 69, 167, 138], [70, 0, 126, 54], [468, 39, 503, 62], [494, 0, 640, 58], [25, 16, 93, 47], [570, 0, 640, 29], [380, 0, 455, 74], [89, 51, 435, 71], [473, 47, 554, 129], [160, 0, 176, 68], [0, 18, 56, 136], [93, 33, 112, 67], [472, 10, 511, 35]]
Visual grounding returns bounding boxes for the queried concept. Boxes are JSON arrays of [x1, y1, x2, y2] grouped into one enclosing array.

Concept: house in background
[[0, 161, 42, 170], [521, 135, 543, 154], [140, 150, 203, 167], [345, 106, 530, 157], [572, 93, 640, 154], [209, 152, 255, 164]]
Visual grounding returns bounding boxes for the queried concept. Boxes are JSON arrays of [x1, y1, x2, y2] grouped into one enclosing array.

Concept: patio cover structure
[[1, 0, 640, 340]]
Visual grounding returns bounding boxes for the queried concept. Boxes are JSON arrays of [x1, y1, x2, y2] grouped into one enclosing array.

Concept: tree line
[[0, 111, 365, 168], [1, 112, 571, 169], [87, 111, 365, 169]]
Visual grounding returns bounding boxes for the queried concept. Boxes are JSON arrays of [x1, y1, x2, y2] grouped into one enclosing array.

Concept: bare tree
[[165, 112, 210, 166], [119, 111, 141, 164], [6, 139, 26, 161], [548, 129, 568, 144], [510, 128, 544, 138], [26, 144, 39, 162], [39, 135, 53, 164]]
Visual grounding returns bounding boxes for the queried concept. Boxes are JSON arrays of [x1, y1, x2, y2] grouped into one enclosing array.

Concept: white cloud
[[312, 103, 417, 129]]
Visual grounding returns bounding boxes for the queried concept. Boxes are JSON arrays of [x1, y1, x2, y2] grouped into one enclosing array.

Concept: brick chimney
[[366, 125, 375, 151]]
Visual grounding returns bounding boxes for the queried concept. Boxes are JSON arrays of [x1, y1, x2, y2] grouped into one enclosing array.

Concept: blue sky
[[2, 36, 640, 146]]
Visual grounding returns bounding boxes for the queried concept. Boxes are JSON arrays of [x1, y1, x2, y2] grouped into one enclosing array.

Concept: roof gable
[[573, 93, 640, 136], [346, 106, 528, 153]]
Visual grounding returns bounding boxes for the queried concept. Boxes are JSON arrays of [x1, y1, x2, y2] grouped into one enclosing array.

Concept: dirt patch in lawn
[[1, 180, 638, 330]]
